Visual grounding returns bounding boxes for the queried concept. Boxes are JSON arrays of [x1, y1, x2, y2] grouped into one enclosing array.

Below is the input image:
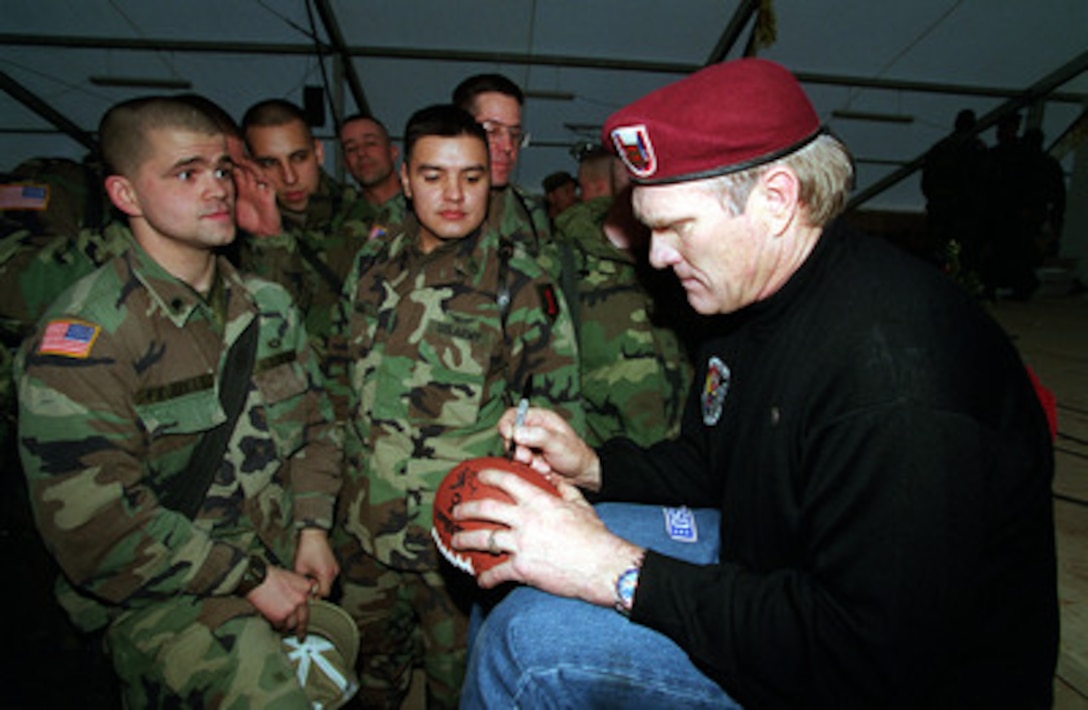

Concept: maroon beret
[[603, 58, 821, 185]]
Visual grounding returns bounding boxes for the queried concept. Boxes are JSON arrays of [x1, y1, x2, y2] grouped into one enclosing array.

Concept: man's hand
[[246, 565, 317, 639], [451, 468, 643, 606], [294, 528, 339, 598], [498, 406, 602, 492], [233, 158, 282, 237]]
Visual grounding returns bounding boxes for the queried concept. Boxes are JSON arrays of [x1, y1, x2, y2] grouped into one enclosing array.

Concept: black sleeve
[[595, 353, 723, 507], [625, 400, 1054, 709]]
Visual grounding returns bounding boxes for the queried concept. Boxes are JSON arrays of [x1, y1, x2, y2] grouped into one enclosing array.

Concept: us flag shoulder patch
[[38, 319, 101, 358]]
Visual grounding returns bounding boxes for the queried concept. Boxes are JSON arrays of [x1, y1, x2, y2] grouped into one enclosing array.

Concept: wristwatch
[[236, 554, 268, 596], [614, 552, 645, 617]]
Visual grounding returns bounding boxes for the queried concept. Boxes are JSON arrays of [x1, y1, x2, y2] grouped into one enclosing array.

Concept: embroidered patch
[[610, 124, 657, 179], [367, 223, 388, 241], [38, 319, 100, 358], [663, 506, 698, 543], [702, 355, 729, 426], [0, 183, 49, 211], [537, 284, 560, 323]]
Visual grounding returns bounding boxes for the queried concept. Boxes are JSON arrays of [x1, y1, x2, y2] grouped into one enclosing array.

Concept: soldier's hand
[[232, 158, 282, 237], [247, 566, 315, 640], [294, 528, 339, 598]]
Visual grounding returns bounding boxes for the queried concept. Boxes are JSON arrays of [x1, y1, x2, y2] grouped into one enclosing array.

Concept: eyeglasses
[[481, 120, 531, 149]]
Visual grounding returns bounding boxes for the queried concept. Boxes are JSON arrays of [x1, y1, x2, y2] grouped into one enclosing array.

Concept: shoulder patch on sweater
[[702, 355, 729, 426]]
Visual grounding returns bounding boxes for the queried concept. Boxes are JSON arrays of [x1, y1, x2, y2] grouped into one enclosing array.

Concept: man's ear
[[399, 162, 412, 198], [104, 175, 142, 218], [759, 166, 800, 237], [314, 139, 325, 165]]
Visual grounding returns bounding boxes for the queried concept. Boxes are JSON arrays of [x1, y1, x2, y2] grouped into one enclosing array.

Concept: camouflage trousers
[[336, 541, 472, 709], [104, 595, 310, 709]]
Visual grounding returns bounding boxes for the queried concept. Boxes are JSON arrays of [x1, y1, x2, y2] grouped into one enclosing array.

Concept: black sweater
[[598, 222, 1057, 709]]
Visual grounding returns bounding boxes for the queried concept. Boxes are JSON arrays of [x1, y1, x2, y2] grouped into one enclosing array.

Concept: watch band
[[236, 554, 268, 596], [614, 550, 645, 617]]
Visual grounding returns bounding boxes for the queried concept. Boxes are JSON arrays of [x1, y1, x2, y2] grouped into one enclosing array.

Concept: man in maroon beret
[[453, 59, 1057, 709]]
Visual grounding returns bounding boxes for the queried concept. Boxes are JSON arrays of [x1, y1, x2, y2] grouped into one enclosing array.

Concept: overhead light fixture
[[525, 90, 575, 101], [90, 76, 193, 90], [832, 109, 914, 124]]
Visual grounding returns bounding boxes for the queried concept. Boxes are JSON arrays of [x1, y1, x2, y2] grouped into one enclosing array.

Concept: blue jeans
[[461, 503, 741, 708]]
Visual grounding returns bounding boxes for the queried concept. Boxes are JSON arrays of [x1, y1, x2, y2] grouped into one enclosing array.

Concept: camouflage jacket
[[0, 221, 132, 348], [236, 171, 372, 363], [337, 215, 583, 571], [16, 236, 341, 631], [553, 196, 696, 447], [342, 183, 398, 227], [488, 184, 551, 260], [1, 222, 132, 444]]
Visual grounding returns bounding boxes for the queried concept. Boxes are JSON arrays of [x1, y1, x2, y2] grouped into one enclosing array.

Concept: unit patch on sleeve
[[610, 124, 657, 179], [702, 355, 730, 426], [537, 283, 561, 324], [38, 319, 101, 358]]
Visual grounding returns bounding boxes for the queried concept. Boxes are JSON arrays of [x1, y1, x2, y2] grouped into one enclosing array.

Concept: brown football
[[431, 456, 558, 576]]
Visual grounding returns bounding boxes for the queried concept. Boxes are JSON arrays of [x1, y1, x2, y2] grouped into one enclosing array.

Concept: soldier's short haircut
[[340, 114, 391, 141], [98, 95, 222, 178], [403, 104, 488, 163], [178, 94, 241, 139], [452, 74, 524, 114], [578, 147, 618, 196], [241, 99, 311, 134]]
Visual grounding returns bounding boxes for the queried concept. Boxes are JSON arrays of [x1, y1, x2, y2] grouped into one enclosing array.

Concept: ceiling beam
[[705, 0, 759, 65], [847, 49, 1088, 209], [313, 0, 372, 122], [3, 33, 1085, 105], [0, 69, 97, 152], [1050, 108, 1088, 159]]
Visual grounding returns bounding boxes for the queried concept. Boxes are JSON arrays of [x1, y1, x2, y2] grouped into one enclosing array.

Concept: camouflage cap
[[281, 600, 360, 709]]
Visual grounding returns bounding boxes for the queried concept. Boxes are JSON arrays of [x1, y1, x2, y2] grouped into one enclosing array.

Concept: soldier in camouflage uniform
[[553, 149, 702, 446], [333, 104, 583, 708], [0, 222, 132, 346], [453, 73, 553, 262], [338, 113, 402, 224], [238, 99, 373, 390], [15, 96, 342, 707], [0, 222, 132, 484]]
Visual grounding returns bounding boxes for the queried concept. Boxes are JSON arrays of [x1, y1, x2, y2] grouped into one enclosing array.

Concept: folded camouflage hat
[[281, 600, 360, 709]]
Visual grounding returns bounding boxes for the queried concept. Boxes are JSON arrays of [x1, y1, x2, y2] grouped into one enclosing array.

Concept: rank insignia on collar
[[702, 355, 729, 426]]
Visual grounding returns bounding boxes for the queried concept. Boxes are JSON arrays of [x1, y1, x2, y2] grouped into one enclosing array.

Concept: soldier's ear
[[400, 162, 412, 199], [104, 175, 142, 218]]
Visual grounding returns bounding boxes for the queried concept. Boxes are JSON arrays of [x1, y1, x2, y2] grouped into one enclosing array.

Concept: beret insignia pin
[[610, 124, 657, 179]]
